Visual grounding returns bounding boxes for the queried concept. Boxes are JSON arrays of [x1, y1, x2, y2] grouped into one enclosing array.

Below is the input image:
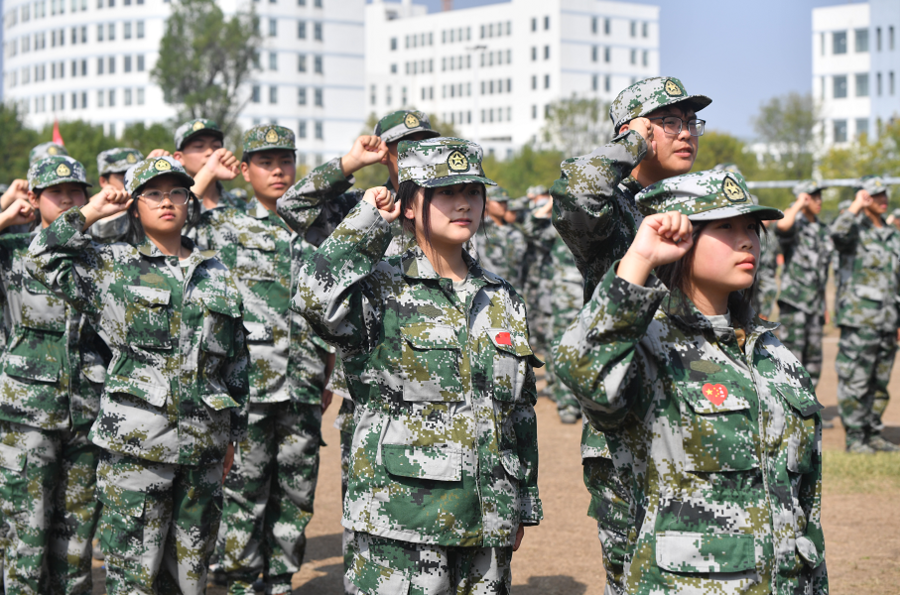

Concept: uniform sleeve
[[829, 210, 862, 254], [554, 262, 667, 431], [225, 308, 251, 444], [276, 157, 362, 239], [514, 360, 542, 525], [551, 130, 647, 285], [291, 200, 393, 359], [25, 207, 107, 323], [798, 419, 828, 594]]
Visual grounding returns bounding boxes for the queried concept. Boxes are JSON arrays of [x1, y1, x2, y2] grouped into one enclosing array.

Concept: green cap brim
[[33, 179, 93, 191], [688, 204, 783, 222], [133, 171, 195, 195], [244, 145, 296, 155], [420, 174, 497, 189]]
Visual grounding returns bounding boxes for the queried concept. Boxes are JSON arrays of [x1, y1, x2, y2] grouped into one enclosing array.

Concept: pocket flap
[[238, 234, 276, 252], [679, 382, 751, 415], [0, 443, 26, 472], [381, 444, 462, 481], [81, 362, 107, 384], [125, 285, 171, 307], [656, 531, 756, 573], [243, 321, 273, 343], [487, 328, 518, 356], [777, 387, 823, 418], [348, 551, 411, 595], [201, 392, 241, 411], [500, 449, 526, 481], [854, 285, 884, 301], [97, 485, 146, 518], [4, 353, 60, 383], [105, 374, 167, 408], [204, 296, 241, 319], [401, 323, 459, 350]]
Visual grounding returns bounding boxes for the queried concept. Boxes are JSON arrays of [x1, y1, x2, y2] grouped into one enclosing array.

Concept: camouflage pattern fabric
[[374, 110, 441, 145], [835, 326, 896, 447], [29, 143, 68, 164], [755, 231, 780, 319], [27, 156, 91, 191], [778, 304, 825, 385], [290, 199, 543, 547], [608, 76, 711, 133], [96, 450, 223, 595], [397, 137, 496, 188], [125, 156, 194, 195], [0, 423, 101, 595], [89, 214, 130, 245], [174, 118, 224, 151], [475, 216, 528, 291], [347, 531, 512, 595], [97, 148, 143, 177], [859, 174, 889, 198], [242, 125, 296, 156], [554, 266, 828, 594]]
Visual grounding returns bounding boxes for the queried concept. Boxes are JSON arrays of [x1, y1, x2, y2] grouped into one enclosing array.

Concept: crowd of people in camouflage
[[0, 72, 896, 595]]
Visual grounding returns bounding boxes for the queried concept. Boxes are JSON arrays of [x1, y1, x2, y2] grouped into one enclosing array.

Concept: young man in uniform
[[551, 76, 711, 594], [172, 118, 244, 211]]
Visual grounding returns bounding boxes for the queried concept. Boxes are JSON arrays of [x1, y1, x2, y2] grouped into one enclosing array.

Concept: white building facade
[[1, 0, 365, 164], [813, 0, 900, 147], [365, 0, 659, 158]]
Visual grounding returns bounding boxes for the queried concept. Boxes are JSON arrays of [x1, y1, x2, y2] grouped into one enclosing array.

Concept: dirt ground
[[92, 330, 900, 595]]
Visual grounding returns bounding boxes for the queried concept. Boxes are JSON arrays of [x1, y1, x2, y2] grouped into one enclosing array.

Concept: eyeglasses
[[647, 116, 706, 137], [138, 188, 190, 207]]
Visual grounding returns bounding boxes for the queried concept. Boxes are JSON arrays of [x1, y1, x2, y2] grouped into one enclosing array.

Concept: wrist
[[340, 154, 360, 177], [79, 205, 103, 229], [617, 251, 654, 287]]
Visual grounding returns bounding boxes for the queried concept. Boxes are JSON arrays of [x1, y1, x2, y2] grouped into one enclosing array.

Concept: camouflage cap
[[713, 163, 743, 175], [29, 142, 69, 164], [28, 156, 92, 191], [374, 110, 441, 145], [398, 137, 496, 188], [636, 169, 783, 222], [174, 118, 224, 151], [97, 148, 144, 176], [838, 199, 852, 211], [793, 180, 827, 196], [892, 208, 900, 218], [859, 175, 889, 197], [609, 76, 712, 134], [487, 186, 510, 202], [532, 185, 549, 196], [242, 125, 296, 156], [125, 156, 194, 195]]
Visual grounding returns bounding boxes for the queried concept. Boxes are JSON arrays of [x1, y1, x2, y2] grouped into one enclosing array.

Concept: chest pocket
[[676, 381, 758, 472], [235, 233, 277, 281], [20, 277, 66, 332], [124, 286, 171, 349], [201, 296, 241, 357], [488, 327, 533, 403], [778, 386, 822, 474], [399, 323, 463, 402]]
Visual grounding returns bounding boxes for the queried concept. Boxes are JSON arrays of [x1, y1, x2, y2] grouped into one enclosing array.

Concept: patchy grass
[[822, 451, 900, 493]]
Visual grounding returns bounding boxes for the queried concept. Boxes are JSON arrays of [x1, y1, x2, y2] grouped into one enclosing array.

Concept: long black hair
[[124, 184, 201, 245], [396, 180, 486, 250]]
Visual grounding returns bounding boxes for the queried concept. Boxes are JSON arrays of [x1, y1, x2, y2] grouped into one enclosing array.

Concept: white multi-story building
[[365, 0, 659, 158], [1, 0, 365, 164], [813, 0, 900, 147]]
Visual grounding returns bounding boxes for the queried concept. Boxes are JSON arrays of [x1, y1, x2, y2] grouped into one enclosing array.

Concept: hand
[[620, 117, 656, 162], [0, 197, 35, 231], [341, 136, 389, 176], [617, 211, 693, 287], [363, 186, 401, 223], [533, 197, 553, 219], [146, 149, 171, 159], [81, 186, 133, 228], [0, 179, 29, 211], [849, 190, 872, 214], [513, 525, 525, 551], [203, 148, 240, 181], [223, 443, 235, 484], [321, 389, 334, 413]]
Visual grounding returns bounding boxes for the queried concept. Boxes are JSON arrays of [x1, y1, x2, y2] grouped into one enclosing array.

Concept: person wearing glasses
[[550, 76, 711, 595], [25, 156, 250, 595]]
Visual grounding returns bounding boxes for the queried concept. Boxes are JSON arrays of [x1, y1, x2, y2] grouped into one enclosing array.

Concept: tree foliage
[[0, 104, 40, 184], [482, 145, 564, 199], [818, 119, 900, 207], [691, 131, 759, 177], [539, 95, 612, 156], [151, 0, 260, 133]]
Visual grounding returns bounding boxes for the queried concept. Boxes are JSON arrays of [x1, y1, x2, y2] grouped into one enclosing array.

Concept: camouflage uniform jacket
[[292, 200, 543, 547], [522, 213, 583, 317], [830, 210, 900, 331], [0, 232, 106, 431], [776, 214, 833, 315], [554, 266, 828, 594], [190, 197, 331, 405], [476, 216, 528, 291], [756, 230, 780, 317], [26, 208, 250, 466]]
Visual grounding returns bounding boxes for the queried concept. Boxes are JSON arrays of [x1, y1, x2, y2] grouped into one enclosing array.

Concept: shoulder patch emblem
[[192, 121, 205, 131], [154, 159, 172, 172], [664, 79, 683, 97], [723, 177, 746, 202], [447, 150, 469, 172], [404, 113, 421, 128], [55, 163, 71, 177], [265, 129, 279, 143]]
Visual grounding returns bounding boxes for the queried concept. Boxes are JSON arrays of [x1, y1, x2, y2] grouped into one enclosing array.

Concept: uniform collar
[[619, 175, 643, 198], [246, 197, 292, 231], [137, 236, 215, 262], [661, 286, 776, 337], [400, 246, 502, 285]]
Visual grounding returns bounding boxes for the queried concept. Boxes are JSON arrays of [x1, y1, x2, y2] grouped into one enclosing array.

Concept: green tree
[[39, 120, 113, 184], [691, 130, 759, 177], [482, 145, 564, 198], [152, 0, 260, 133], [818, 120, 900, 208], [539, 95, 611, 157], [120, 122, 175, 155], [0, 104, 40, 183]]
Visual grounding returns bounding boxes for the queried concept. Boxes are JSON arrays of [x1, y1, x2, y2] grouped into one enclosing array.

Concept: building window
[[369, 84, 376, 105], [97, 90, 104, 107], [109, 56, 116, 73], [124, 55, 132, 72], [531, 46, 536, 61], [877, 72, 883, 95], [314, 87, 323, 106], [604, 47, 611, 62], [592, 74, 598, 91], [314, 55, 323, 73], [391, 63, 397, 74], [269, 52, 277, 70], [531, 17, 536, 32], [390, 37, 396, 50], [314, 121, 323, 140], [630, 49, 636, 64], [544, 15, 549, 30], [642, 50, 649, 67], [891, 26, 896, 50], [833, 119, 847, 142], [252, 85, 260, 103], [124, 22, 132, 39], [544, 45, 549, 59], [591, 46, 597, 62], [592, 17, 597, 34], [314, 22, 322, 41], [856, 118, 869, 139], [137, 88, 144, 104], [531, 75, 536, 90], [605, 75, 611, 92], [604, 18, 611, 35], [544, 74, 550, 88], [833, 75, 847, 98], [298, 21, 306, 39], [269, 85, 278, 104], [82, 59, 87, 75], [109, 22, 115, 40], [877, 27, 882, 51], [298, 87, 307, 105], [97, 24, 104, 41], [833, 31, 847, 54], [820, 32, 825, 55], [642, 22, 648, 37], [891, 71, 895, 95], [137, 21, 144, 38], [97, 57, 104, 74], [137, 55, 145, 71], [855, 28, 868, 52], [109, 89, 115, 106], [298, 120, 307, 139], [630, 20, 636, 37], [269, 18, 277, 36], [856, 73, 869, 96], [125, 88, 132, 105]]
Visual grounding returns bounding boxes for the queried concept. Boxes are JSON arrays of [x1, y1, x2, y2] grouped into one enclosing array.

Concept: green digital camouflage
[[475, 217, 528, 291], [792, 180, 827, 197], [28, 143, 68, 165], [89, 214, 130, 245], [374, 110, 441, 144], [27, 156, 91, 191], [860, 174, 889, 197], [397, 137, 496, 188], [608, 76, 711, 133], [242, 125, 296, 156], [174, 118, 224, 151], [97, 148, 143, 177], [755, 231, 780, 319], [553, 265, 828, 594], [124, 156, 194, 195], [289, 199, 543, 550], [779, 304, 825, 386]]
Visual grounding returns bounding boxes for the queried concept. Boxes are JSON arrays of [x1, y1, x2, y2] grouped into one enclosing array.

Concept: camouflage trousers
[[347, 532, 512, 595], [546, 283, 582, 413], [96, 450, 223, 595], [835, 326, 896, 445], [217, 401, 322, 595], [0, 422, 101, 595], [340, 431, 358, 595], [582, 457, 629, 595], [778, 303, 825, 385]]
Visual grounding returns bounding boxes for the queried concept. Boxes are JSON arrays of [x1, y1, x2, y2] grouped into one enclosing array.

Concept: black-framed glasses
[[648, 116, 706, 137], [138, 188, 190, 207]]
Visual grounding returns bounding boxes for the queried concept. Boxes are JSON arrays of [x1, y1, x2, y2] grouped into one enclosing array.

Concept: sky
[[371, 0, 864, 140]]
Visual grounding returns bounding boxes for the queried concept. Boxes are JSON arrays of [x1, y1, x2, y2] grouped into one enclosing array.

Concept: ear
[[172, 152, 185, 164], [619, 123, 630, 134], [240, 161, 251, 183], [98, 176, 109, 188], [27, 190, 39, 210]]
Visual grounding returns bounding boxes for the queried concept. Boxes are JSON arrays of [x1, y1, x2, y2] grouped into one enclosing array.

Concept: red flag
[[52, 120, 65, 146]]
